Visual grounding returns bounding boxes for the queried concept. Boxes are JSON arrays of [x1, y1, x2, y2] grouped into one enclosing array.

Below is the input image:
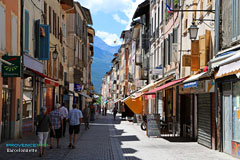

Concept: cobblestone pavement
[[0, 113, 238, 160]]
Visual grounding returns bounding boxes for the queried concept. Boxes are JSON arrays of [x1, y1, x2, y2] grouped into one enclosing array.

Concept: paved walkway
[[0, 113, 237, 160]]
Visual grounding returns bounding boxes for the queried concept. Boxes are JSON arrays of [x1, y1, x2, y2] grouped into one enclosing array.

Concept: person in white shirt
[[68, 104, 83, 149], [59, 103, 68, 137]]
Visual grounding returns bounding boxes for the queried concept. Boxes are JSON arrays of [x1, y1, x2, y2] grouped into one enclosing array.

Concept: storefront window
[[232, 81, 240, 142]]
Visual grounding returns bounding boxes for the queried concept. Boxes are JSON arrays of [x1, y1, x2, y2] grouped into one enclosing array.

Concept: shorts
[[69, 125, 80, 135], [50, 128, 62, 138], [38, 132, 49, 147]]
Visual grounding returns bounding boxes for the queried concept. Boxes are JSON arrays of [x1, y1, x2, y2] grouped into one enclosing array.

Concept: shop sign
[[147, 114, 161, 137], [183, 81, 198, 89], [2, 56, 21, 77], [74, 84, 83, 92]]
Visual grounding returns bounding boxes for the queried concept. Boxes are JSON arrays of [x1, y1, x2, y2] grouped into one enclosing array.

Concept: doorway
[[223, 94, 232, 154], [1, 88, 12, 141]]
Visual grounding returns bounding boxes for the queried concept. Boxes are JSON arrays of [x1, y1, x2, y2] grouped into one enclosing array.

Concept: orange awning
[[124, 96, 143, 114]]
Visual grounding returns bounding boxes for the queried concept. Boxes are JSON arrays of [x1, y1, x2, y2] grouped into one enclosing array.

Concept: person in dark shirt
[[35, 107, 54, 157]]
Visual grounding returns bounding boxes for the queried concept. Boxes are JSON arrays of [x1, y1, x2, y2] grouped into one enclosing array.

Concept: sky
[[77, 0, 145, 46]]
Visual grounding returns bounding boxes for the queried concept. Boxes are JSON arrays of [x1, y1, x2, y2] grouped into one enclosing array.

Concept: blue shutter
[[35, 20, 40, 58], [24, 10, 29, 53], [39, 25, 50, 60]]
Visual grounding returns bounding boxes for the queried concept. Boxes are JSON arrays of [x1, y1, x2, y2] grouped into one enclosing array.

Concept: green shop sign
[[2, 56, 21, 77]]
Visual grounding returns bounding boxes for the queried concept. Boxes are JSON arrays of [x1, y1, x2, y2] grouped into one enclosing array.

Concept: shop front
[[145, 78, 186, 136], [181, 75, 216, 148]]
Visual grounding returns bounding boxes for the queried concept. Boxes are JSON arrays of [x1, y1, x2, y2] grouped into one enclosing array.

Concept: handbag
[[36, 115, 46, 135]]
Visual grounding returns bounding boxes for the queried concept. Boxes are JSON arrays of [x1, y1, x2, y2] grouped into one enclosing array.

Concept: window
[[0, 5, 6, 51], [232, 0, 240, 40], [12, 16, 17, 55], [24, 10, 29, 53]]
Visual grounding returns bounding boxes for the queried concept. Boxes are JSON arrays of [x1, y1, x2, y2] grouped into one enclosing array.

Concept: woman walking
[[35, 107, 54, 157], [83, 104, 90, 130]]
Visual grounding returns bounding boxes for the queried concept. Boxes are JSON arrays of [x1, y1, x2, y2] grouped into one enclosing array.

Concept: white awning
[[210, 52, 235, 68], [79, 92, 91, 98], [183, 72, 208, 83], [74, 92, 79, 97], [216, 60, 240, 79], [218, 50, 240, 66], [23, 94, 31, 101]]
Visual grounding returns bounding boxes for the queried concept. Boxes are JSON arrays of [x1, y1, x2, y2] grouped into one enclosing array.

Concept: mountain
[[91, 36, 120, 93]]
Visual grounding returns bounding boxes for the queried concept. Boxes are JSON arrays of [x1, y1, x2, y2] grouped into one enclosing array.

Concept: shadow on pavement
[[162, 136, 196, 143], [124, 156, 142, 160], [122, 148, 137, 154]]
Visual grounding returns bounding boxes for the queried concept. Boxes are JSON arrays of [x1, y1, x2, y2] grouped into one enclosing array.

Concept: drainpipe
[[19, 0, 24, 138]]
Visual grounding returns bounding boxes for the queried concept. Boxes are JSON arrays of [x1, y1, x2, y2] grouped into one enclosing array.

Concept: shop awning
[[183, 72, 208, 83], [74, 92, 79, 97], [79, 92, 91, 98], [145, 78, 186, 95], [45, 78, 59, 87], [124, 96, 143, 114], [215, 60, 240, 79], [132, 75, 175, 99]]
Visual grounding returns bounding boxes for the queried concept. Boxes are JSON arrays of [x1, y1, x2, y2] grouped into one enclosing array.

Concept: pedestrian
[[112, 106, 118, 120], [35, 107, 54, 157], [90, 104, 95, 121], [104, 106, 107, 116], [59, 103, 68, 137], [83, 104, 90, 130], [68, 103, 83, 149], [49, 103, 63, 149]]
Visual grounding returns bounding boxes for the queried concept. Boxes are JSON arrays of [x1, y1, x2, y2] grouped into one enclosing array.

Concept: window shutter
[[11, 16, 17, 55], [35, 20, 40, 58], [44, 2, 47, 24], [24, 10, 29, 53], [191, 40, 199, 71], [169, 33, 173, 63], [0, 6, 6, 51], [39, 25, 50, 60], [173, 28, 178, 43]]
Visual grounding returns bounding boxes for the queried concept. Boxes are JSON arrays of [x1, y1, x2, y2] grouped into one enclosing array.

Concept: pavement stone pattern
[[0, 112, 238, 160]]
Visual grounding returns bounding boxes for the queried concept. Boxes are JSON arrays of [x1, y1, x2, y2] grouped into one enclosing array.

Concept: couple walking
[[35, 103, 83, 157]]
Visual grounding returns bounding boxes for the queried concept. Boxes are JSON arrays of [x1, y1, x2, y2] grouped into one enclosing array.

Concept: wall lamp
[[50, 44, 58, 59]]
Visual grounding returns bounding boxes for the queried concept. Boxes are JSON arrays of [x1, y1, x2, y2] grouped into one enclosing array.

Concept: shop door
[[223, 95, 232, 154], [198, 93, 211, 148], [1, 88, 11, 141]]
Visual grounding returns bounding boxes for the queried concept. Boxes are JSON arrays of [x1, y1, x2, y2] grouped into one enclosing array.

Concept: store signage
[[74, 84, 83, 91], [147, 114, 161, 137], [2, 56, 21, 77], [183, 81, 198, 89]]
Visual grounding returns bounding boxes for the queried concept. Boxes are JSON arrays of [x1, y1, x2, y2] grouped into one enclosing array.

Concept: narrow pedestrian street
[[0, 113, 236, 160]]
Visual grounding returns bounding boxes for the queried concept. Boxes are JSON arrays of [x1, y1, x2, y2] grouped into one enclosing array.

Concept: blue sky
[[77, 0, 144, 46]]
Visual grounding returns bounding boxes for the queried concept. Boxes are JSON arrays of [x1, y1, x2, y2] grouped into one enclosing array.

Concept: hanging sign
[[2, 56, 21, 77]]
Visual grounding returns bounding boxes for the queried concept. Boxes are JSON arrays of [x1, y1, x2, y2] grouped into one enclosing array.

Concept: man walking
[[68, 104, 83, 149], [49, 103, 63, 149], [59, 103, 68, 137]]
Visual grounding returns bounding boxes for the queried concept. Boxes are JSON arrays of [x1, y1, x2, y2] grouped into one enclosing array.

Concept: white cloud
[[113, 14, 128, 25], [96, 31, 122, 46], [77, 0, 145, 29]]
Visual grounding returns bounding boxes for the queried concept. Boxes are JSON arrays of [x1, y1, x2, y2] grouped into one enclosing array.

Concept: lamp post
[[188, 22, 199, 40]]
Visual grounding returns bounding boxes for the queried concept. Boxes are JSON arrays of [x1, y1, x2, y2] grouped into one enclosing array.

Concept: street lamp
[[188, 22, 199, 40], [50, 44, 59, 59], [52, 48, 58, 59]]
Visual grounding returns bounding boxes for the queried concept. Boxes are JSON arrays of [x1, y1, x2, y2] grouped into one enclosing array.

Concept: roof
[[132, 0, 149, 19], [82, 7, 93, 25]]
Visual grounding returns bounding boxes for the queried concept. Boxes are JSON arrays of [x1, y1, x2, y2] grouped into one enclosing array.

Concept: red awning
[[28, 68, 59, 86], [145, 78, 186, 95]]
